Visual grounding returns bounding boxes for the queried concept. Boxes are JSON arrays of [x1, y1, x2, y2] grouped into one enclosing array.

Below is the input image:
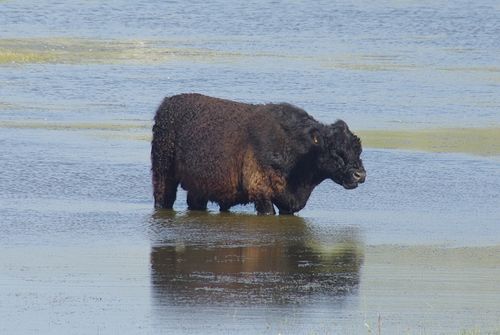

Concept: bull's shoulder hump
[[260, 103, 319, 125]]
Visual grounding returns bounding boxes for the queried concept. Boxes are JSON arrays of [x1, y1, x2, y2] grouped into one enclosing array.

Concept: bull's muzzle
[[352, 169, 366, 183]]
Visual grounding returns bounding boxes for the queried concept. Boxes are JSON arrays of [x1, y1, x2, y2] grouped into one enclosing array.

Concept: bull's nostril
[[353, 170, 366, 181]]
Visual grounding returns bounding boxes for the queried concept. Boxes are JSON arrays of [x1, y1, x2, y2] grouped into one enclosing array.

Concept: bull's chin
[[342, 182, 358, 190]]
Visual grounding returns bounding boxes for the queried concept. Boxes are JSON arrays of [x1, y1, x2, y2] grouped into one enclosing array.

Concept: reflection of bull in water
[[150, 212, 364, 306]]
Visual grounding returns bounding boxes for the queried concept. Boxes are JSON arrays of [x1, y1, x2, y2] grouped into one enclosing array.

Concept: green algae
[[0, 120, 149, 131], [358, 127, 500, 156], [0, 38, 244, 65], [0, 51, 56, 64], [1, 119, 498, 156]]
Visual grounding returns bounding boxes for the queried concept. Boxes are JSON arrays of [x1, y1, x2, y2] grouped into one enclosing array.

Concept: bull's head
[[318, 120, 366, 189]]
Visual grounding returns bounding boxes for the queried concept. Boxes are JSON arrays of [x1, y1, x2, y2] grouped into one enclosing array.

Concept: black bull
[[151, 93, 365, 214]]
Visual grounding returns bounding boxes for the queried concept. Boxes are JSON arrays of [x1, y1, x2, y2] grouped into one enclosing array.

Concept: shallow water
[[1, 1, 500, 334], [1, 127, 499, 334]]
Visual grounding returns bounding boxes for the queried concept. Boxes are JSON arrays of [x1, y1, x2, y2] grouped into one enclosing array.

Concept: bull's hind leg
[[219, 201, 234, 212], [187, 192, 208, 211]]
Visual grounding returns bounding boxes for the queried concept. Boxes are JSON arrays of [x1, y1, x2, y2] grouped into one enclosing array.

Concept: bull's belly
[[177, 166, 243, 202]]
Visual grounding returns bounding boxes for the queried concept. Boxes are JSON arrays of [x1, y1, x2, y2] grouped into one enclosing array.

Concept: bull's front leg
[[274, 196, 302, 215], [255, 199, 276, 215], [273, 182, 316, 215]]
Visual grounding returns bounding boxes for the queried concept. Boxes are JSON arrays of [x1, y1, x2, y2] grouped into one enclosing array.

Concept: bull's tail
[[151, 97, 178, 209]]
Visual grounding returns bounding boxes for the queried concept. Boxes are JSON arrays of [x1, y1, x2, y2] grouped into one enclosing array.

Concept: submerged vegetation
[[0, 38, 242, 65], [358, 128, 500, 156], [89, 126, 500, 157], [0, 120, 149, 131], [1, 38, 498, 157], [1, 119, 498, 156], [0, 51, 55, 63]]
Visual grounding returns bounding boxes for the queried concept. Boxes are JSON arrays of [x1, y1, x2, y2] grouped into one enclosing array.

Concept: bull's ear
[[332, 120, 349, 132]]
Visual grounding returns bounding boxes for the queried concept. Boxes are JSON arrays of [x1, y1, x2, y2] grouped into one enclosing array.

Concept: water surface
[[1, 1, 499, 334]]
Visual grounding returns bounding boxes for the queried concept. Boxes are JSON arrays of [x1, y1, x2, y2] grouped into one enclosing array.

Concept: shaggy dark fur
[[151, 93, 365, 214]]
